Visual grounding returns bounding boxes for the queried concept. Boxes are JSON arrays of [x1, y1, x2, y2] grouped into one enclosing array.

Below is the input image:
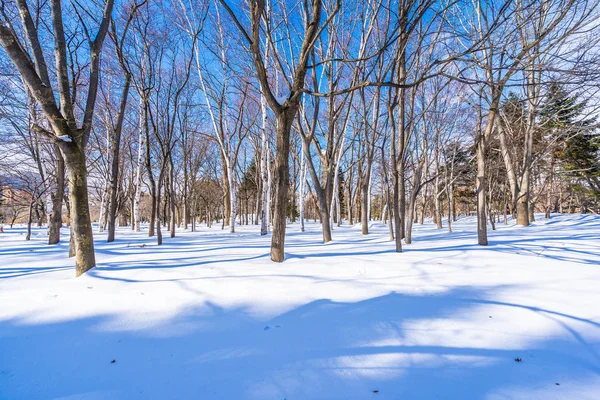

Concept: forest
[[0, 0, 598, 274], [1, 0, 599, 399]]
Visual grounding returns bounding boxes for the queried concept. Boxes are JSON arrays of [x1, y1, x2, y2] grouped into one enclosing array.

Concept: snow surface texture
[[1, 214, 599, 400]]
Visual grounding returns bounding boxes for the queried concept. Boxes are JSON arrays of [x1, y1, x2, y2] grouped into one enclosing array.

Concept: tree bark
[[361, 166, 371, 235], [133, 109, 144, 232], [107, 75, 130, 242], [302, 138, 332, 243], [221, 153, 231, 228], [270, 111, 294, 262], [299, 145, 306, 232], [63, 146, 96, 276], [26, 201, 34, 241], [48, 145, 65, 244], [405, 160, 424, 244], [169, 155, 176, 238], [434, 150, 443, 230], [476, 107, 497, 246]]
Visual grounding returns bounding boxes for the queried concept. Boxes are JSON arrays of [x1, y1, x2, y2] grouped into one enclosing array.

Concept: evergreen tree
[[542, 84, 599, 188], [541, 83, 599, 210]]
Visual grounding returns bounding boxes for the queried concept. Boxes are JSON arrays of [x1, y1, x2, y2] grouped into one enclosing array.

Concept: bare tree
[[0, 0, 115, 275], [219, 0, 336, 261]]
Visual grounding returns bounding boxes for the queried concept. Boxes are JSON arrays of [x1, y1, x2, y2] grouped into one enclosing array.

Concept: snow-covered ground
[[1, 214, 599, 400]]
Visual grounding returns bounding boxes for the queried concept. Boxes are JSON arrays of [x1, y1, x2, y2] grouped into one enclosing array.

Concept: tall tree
[[0, 0, 115, 275], [219, 0, 336, 261]]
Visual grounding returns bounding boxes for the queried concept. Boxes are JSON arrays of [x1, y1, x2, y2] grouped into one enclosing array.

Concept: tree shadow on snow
[[1, 287, 599, 399]]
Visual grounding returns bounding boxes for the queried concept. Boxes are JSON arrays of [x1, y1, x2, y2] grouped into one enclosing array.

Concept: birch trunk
[[434, 151, 443, 229], [133, 102, 145, 232], [260, 86, 270, 235], [299, 145, 306, 232], [169, 156, 176, 238], [228, 163, 236, 234]]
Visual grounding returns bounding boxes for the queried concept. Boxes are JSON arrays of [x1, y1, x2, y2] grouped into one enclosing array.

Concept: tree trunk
[[336, 184, 342, 227], [545, 156, 554, 219], [318, 189, 332, 242], [390, 111, 403, 253], [516, 195, 529, 226], [98, 179, 108, 233], [447, 182, 454, 232], [420, 181, 427, 225], [392, 170, 403, 252], [35, 203, 42, 227], [183, 155, 189, 230], [347, 183, 353, 225], [69, 226, 75, 257], [299, 146, 306, 232], [476, 132, 488, 245], [361, 167, 370, 235], [169, 156, 176, 238], [64, 147, 96, 276], [302, 138, 332, 243], [405, 161, 424, 244], [488, 203, 496, 231], [405, 195, 416, 244], [144, 100, 156, 238], [26, 201, 34, 241], [156, 179, 163, 246], [270, 111, 293, 262], [498, 123, 520, 220], [228, 163, 236, 234], [222, 153, 231, 228], [48, 146, 65, 244], [133, 100, 145, 232], [434, 159, 443, 230], [107, 76, 130, 242], [476, 109, 496, 246]]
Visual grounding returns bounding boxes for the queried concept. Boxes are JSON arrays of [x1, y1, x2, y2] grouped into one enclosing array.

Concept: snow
[[57, 135, 72, 142], [1, 214, 599, 400]]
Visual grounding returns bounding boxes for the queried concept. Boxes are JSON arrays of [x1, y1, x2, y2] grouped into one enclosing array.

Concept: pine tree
[[541, 83, 599, 209]]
